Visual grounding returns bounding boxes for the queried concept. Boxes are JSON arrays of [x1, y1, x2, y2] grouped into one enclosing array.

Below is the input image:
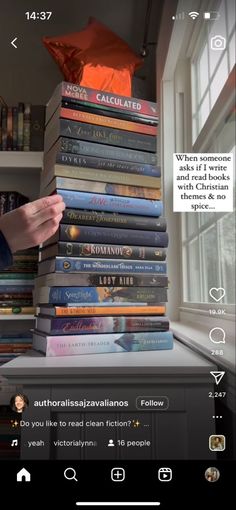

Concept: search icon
[[64, 467, 78, 482]]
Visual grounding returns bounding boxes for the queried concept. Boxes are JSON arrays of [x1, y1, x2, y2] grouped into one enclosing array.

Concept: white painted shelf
[[0, 315, 35, 320], [0, 151, 43, 169]]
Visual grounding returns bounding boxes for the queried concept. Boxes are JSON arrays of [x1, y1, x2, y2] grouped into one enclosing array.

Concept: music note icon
[[11, 439, 18, 447]]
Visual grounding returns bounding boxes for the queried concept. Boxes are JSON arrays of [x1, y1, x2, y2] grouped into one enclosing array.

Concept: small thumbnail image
[[209, 435, 225, 451], [10, 393, 29, 414], [205, 467, 220, 482]]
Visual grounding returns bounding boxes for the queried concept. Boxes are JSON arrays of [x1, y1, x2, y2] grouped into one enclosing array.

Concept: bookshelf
[[0, 152, 42, 324]]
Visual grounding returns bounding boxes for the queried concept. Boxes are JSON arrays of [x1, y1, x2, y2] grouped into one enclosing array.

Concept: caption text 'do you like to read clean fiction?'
[[173, 153, 234, 212]]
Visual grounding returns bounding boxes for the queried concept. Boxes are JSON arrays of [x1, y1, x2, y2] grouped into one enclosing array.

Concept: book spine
[[58, 224, 168, 247], [0, 293, 32, 299], [23, 103, 31, 151], [66, 209, 167, 231], [33, 331, 173, 357], [59, 107, 157, 136], [58, 190, 163, 217], [1, 107, 7, 150], [0, 192, 8, 215], [42, 242, 167, 261], [0, 285, 34, 293], [36, 315, 169, 335], [45, 257, 167, 274], [12, 107, 18, 150], [37, 286, 167, 304], [41, 165, 160, 191], [0, 306, 36, 314], [45, 304, 166, 316], [30, 105, 45, 150], [58, 137, 157, 165], [0, 273, 35, 279], [47, 152, 160, 177], [61, 83, 158, 118], [61, 99, 157, 126], [46, 119, 156, 154], [0, 299, 33, 306], [17, 103, 24, 150], [35, 274, 168, 288], [45, 177, 161, 200], [7, 107, 13, 150], [7, 192, 17, 212]]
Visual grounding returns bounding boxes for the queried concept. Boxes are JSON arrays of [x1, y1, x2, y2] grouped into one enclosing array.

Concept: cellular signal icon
[[188, 11, 199, 19], [172, 12, 185, 20]]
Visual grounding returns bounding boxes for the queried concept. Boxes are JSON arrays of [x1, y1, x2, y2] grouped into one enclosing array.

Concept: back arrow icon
[[11, 37, 18, 49]]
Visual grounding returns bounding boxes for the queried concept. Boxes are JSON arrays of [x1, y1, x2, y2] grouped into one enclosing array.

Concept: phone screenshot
[[0, 0, 235, 507]]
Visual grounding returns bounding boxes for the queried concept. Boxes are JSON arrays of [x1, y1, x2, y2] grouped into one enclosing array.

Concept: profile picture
[[209, 435, 225, 451], [10, 393, 29, 413], [205, 467, 220, 482]]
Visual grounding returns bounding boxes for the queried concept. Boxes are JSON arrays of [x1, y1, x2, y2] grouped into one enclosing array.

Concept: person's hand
[[0, 195, 65, 253]]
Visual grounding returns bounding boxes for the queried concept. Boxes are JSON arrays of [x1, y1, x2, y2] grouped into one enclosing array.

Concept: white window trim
[[157, 0, 235, 345]]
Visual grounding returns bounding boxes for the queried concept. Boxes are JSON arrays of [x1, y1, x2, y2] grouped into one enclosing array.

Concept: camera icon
[[211, 35, 226, 50]]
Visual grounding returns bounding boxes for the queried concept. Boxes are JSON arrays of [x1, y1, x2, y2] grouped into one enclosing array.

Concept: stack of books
[[33, 82, 173, 357]]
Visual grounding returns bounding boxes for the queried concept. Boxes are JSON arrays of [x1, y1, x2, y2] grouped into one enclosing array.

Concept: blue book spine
[[58, 189, 163, 217], [44, 286, 167, 304], [55, 258, 167, 274], [0, 285, 34, 293]]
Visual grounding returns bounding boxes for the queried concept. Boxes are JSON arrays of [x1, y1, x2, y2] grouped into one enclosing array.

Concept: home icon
[[16, 468, 31, 482]]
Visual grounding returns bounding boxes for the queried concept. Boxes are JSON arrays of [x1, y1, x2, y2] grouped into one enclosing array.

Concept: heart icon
[[209, 287, 225, 302]]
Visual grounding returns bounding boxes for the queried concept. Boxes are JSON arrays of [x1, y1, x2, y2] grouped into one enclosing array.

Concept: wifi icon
[[188, 11, 199, 19]]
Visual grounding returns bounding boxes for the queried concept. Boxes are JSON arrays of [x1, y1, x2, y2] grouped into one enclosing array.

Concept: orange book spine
[[54, 305, 166, 316], [60, 107, 157, 136]]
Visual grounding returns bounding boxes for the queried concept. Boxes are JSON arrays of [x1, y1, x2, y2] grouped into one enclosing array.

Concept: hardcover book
[[34, 286, 168, 305], [35, 315, 169, 335], [38, 304, 166, 317], [37, 257, 167, 276], [51, 105, 157, 136], [55, 189, 163, 217], [46, 137, 157, 165], [46, 82, 158, 125], [42, 176, 161, 200], [61, 209, 167, 231], [45, 118, 156, 154], [33, 330, 173, 356], [41, 164, 160, 190], [34, 273, 168, 289], [39, 242, 167, 262]]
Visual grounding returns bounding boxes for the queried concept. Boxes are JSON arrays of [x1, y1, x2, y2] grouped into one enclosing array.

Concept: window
[[182, 0, 235, 310], [192, 0, 235, 142]]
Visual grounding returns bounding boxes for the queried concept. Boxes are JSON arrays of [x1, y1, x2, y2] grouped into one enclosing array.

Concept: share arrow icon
[[210, 371, 225, 385]]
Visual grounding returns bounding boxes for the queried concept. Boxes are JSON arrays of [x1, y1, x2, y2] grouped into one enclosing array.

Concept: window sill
[[170, 321, 235, 374]]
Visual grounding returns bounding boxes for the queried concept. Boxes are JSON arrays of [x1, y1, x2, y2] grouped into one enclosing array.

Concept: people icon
[[108, 439, 115, 447], [209, 435, 225, 451], [205, 467, 220, 482], [10, 393, 29, 414]]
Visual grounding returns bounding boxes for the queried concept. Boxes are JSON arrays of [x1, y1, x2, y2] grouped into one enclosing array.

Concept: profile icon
[[209, 435, 225, 451], [10, 393, 29, 414], [205, 467, 220, 482]]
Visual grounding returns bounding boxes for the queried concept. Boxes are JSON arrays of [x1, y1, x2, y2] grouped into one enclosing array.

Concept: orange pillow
[[43, 17, 143, 96]]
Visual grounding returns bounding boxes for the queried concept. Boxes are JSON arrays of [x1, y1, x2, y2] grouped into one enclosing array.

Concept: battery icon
[[203, 11, 220, 20]]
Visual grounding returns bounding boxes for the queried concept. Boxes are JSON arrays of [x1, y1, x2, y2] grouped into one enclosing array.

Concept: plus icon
[[111, 467, 125, 482]]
